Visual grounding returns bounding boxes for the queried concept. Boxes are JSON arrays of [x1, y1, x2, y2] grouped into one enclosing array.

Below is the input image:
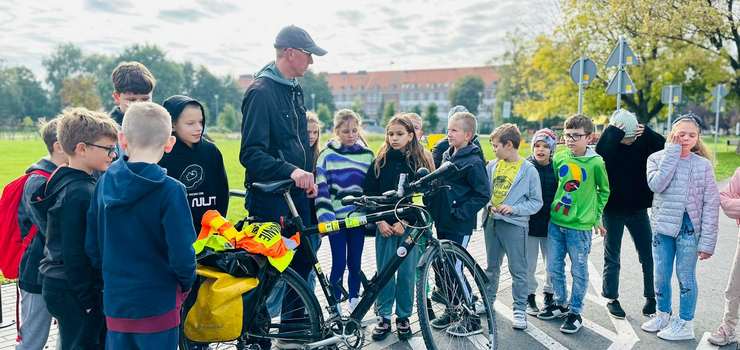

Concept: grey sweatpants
[[526, 235, 553, 295], [484, 218, 528, 311], [16, 289, 52, 350]]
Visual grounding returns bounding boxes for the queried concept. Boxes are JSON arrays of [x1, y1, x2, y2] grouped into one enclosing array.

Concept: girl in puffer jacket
[[641, 114, 720, 341]]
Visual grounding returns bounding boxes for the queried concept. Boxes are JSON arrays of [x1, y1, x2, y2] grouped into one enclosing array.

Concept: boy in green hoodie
[[537, 115, 610, 334]]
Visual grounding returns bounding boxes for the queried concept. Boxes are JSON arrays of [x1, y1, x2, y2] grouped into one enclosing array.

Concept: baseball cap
[[274, 25, 327, 56]]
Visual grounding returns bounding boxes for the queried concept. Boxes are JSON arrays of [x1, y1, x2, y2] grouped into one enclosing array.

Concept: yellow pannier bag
[[184, 265, 259, 342]]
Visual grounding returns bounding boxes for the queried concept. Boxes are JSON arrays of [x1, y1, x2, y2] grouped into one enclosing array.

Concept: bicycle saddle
[[251, 179, 294, 194]]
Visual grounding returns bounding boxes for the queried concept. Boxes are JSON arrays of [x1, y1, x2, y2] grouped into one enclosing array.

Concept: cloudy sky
[[0, 0, 560, 79]]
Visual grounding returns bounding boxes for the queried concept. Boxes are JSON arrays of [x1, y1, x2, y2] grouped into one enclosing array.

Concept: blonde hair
[[668, 118, 713, 161], [306, 111, 322, 166], [374, 115, 434, 177], [332, 109, 367, 145], [449, 112, 477, 135], [122, 102, 172, 150], [57, 108, 118, 155]]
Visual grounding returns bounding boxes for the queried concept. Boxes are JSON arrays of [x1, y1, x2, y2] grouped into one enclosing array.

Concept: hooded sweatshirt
[[33, 166, 100, 310], [85, 157, 196, 332], [18, 158, 57, 293], [239, 62, 313, 224], [160, 95, 229, 229], [425, 143, 490, 235], [550, 147, 610, 231], [315, 139, 374, 222], [526, 155, 558, 237]]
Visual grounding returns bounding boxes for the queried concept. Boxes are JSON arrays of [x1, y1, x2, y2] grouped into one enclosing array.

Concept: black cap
[[274, 25, 327, 56]]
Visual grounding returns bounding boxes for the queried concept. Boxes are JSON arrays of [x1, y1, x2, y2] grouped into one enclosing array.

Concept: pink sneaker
[[708, 323, 736, 346]]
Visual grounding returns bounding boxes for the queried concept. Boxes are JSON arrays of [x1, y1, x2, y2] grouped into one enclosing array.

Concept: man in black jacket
[[239, 25, 326, 345], [595, 109, 665, 319]]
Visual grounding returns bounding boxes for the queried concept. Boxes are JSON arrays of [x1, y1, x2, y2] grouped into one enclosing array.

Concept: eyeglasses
[[564, 133, 589, 142], [294, 48, 312, 58], [85, 142, 117, 158]]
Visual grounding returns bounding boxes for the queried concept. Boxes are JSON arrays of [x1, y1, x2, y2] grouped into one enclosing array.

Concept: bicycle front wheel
[[416, 240, 497, 350]]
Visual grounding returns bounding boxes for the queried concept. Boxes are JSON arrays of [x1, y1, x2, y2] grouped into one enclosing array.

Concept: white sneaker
[[512, 310, 528, 330], [641, 311, 671, 333], [348, 298, 360, 313], [657, 318, 695, 341]]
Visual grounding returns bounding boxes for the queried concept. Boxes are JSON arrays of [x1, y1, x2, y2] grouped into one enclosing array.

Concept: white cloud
[[1, 0, 558, 80]]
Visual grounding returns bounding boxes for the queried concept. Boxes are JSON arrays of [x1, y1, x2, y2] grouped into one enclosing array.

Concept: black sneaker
[[396, 317, 412, 341], [526, 294, 540, 316], [607, 299, 626, 319], [544, 292, 554, 306], [560, 313, 583, 334], [371, 318, 392, 341], [537, 304, 570, 320], [446, 315, 483, 337], [431, 310, 459, 329], [642, 297, 656, 316]]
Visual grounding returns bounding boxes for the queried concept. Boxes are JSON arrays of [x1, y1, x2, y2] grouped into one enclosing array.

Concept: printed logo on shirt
[[179, 164, 204, 190], [554, 163, 587, 216]]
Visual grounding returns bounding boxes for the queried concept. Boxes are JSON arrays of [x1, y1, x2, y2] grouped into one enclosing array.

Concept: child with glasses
[[537, 115, 610, 335], [33, 108, 119, 349]]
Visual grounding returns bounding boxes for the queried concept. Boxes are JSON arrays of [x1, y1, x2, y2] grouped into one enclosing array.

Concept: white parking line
[[587, 259, 640, 350], [493, 300, 569, 350], [696, 332, 720, 350]]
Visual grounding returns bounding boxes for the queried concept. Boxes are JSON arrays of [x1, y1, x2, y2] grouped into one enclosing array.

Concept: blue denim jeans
[[547, 223, 592, 314], [653, 212, 698, 321]]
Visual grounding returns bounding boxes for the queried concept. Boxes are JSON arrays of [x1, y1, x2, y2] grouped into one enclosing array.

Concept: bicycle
[[180, 162, 498, 350]]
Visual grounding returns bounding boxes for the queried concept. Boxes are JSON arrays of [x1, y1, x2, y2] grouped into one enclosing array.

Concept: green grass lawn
[[2, 133, 738, 222]]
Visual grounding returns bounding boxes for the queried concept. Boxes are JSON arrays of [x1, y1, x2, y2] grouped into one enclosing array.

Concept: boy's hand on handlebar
[[378, 221, 394, 237], [291, 169, 315, 190]]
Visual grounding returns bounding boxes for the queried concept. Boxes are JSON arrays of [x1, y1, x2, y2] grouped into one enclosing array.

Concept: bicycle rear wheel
[[416, 240, 497, 350], [179, 267, 324, 350]]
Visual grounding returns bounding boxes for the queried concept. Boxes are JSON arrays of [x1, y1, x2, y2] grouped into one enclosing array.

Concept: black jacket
[[18, 159, 56, 293], [431, 135, 485, 169], [595, 125, 665, 213], [426, 144, 490, 235], [32, 167, 101, 310], [362, 149, 421, 225], [239, 63, 312, 222], [526, 156, 558, 237], [109, 106, 124, 126], [160, 95, 229, 230]]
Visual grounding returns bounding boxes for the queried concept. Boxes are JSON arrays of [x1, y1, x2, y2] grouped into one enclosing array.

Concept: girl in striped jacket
[[315, 109, 374, 313]]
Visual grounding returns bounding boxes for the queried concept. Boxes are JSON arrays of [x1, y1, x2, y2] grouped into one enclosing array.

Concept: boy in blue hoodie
[[484, 124, 543, 331], [86, 102, 196, 349], [426, 111, 490, 336]]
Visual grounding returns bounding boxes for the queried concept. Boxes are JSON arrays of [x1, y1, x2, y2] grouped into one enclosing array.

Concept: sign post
[[712, 84, 728, 158], [605, 36, 638, 110], [661, 85, 682, 133], [569, 57, 597, 114]]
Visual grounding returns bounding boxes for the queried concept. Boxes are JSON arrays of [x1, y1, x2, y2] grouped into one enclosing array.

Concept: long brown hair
[[306, 111, 322, 166], [374, 114, 434, 177]]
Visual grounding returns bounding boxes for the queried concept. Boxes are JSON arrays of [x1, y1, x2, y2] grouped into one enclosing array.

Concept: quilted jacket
[[646, 144, 720, 254]]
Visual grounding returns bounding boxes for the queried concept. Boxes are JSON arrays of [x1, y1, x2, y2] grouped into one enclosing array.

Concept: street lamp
[[311, 93, 316, 111]]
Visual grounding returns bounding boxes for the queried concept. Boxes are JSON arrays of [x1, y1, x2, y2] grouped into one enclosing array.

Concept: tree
[[412, 104, 423, 116], [449, 76, 485, 115], [316, 103, 332, 129], [299, 70, 335, 111], [60, 75, 102, 110], [424, 103, 440, 132], [190, 66, 224, 118], [382, 101, 396, 126], [351, 97, 364, 116], [0, 65, 50, 121], [217, 103, 238, 131], [43, 43, 86, 111]]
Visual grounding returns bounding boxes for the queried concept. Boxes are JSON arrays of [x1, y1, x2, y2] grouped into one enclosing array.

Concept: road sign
[[502, 101, 512, 119], [606, 70, 635, 95], [606, 37, 639, 68], [714, 84, 729, 99], [713, 84, 728, 162], [569, 58, 597, 85], [661, 85, 682, 105]]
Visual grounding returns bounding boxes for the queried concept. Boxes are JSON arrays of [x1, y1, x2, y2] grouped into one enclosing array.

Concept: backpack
[[0, 170, 51, 279]]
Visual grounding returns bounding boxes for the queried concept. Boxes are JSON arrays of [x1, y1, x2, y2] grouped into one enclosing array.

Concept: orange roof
[[326, 66, 498, 91]]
